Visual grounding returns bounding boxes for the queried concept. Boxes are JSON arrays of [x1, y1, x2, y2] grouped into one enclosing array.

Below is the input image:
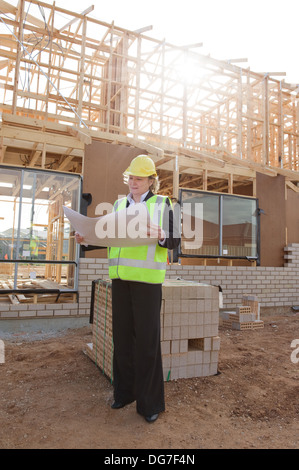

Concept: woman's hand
[[147, 222, 166, 241], [75, 232, 85, 244]]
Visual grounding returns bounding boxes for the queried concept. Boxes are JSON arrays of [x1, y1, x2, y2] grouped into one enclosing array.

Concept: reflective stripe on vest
[[108, 195, 168, 283]]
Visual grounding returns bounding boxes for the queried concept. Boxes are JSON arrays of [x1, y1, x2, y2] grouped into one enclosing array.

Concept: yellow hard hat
[[124, 155, 157, 177]]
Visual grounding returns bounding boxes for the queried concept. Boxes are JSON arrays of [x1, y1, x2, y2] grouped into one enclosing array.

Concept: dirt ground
[[0, 312, 298, 450]]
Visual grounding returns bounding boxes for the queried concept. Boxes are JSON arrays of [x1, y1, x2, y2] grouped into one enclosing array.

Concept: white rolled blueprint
[[63, 204, 159, 247]]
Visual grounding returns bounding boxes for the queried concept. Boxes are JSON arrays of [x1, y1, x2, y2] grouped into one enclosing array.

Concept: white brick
[[1, 311, 18, 318], [171, 340, 180, 354], [19, 310, 36, 317], [161, 341, 170, 355]]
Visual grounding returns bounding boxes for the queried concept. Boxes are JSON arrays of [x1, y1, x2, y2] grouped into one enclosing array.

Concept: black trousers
[[112, 279, 165, 416]]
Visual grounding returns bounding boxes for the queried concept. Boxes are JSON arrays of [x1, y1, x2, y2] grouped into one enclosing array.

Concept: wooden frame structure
[[0, 0, 299, 197]]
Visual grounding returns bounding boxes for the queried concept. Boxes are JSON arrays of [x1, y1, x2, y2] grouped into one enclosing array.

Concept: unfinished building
[[1, 0, 299, 308]]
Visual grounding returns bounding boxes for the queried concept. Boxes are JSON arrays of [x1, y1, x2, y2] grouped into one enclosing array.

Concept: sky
[[52, 0, 299, 85]]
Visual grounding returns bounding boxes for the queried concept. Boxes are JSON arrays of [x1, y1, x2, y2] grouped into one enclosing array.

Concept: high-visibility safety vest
[[108, 195, 169, 284]]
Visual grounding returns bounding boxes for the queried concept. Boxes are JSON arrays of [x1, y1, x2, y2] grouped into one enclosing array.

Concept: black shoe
[[145, 413, 159, 423], [111, 399, 134, 409], [111, 401, 125, 409]]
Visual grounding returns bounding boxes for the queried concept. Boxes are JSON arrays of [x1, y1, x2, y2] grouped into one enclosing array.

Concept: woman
[[76, 154, 180, 423]]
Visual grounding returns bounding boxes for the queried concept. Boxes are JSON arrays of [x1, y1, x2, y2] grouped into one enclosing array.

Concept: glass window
[[180, 190, 219, 256], [222, 195, 257, 258], [0, 166, 81, 292], [179, 189, 259, 260]]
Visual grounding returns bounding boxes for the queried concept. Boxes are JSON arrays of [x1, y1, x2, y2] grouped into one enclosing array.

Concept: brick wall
[[78, 243, 299, 315], [1, 243, 299, 322]]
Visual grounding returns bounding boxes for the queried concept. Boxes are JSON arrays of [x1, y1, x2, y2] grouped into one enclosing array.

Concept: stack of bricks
[[86, 280, 114, 381], [160, 279, 220, 380], [86, 278, 220, 382], [242, 295, 260, 320], [284, 243, 299, 267], [220, 295, 264, 330]]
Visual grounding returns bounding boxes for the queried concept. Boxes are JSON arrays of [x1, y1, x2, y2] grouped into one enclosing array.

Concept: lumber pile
[[0, 278, 76, 304], [220, 295, 264, 330], [86, 279, 220, 382]]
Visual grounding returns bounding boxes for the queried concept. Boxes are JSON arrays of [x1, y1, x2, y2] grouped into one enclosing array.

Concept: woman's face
[[128, 175, 151, 199]]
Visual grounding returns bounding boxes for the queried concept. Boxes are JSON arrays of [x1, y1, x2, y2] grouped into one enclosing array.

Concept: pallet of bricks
[[220, 295, 264, 330], [86, 279, 114, 381], [86, 279, 221, 382]]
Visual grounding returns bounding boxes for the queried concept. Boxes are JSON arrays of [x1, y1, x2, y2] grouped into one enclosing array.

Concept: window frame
[[0, 165, 82, 294], [178, 188, 260, 264]]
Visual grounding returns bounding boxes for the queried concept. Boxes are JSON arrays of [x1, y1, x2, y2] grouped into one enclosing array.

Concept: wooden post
[[182, 83, 188, 145], [0, 136, 6, 163], [160, 40, 165, 138], [44, 3, 55, 119], [292, 100, 297, 170], [41, 141, 46, 169], [263, 75, 270, 166], [278, 82, 284, 168], [12, 0, 25, 114], [77, 17, 87, 124], [246, 71, 252, 161], [56, 199, 64, 284], [228, 173, 233, 194], [133, 36, 141, 138], [226, 100, 231, 153], [173, 155, 179, 200], [106, 23, 114, 132], [120, 33, 129, 134], [296, 97, 299, 171], [288, 134, 293, 169], [202, 169, 207, 191], [182, 51, 188, 145], [252, 175, 257, 197], [237, 71, 243, 158]]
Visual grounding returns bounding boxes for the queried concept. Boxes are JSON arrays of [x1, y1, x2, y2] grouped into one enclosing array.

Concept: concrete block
[[171, 340, 180, 354], [162, 354, 171, 369], [195, 350, 203, 363], [187, 350, 196, 364], [171, 326, 180, 340], [196, 325, 204, 337], [186, 365, 195, 378], [54, 309, 70, 316], [19, 310, 36, 317], [1, 311, 18, 318], [172, 313, 181, 327], [194, 364, 203, 377], [203, 324, 212, 337], [202, 364, 210, 376], [196, 312, 204, 326], [9, 304, 29, 311], [180, 339, 188, 353], [163, 326, 172, 340], [210, 362, 218, 375], [211, 351, 219, 362], [203, 351, 211, 364], [212, 336, 221, 351], [210, 324, 219, 336], [178, 366, 187, 378], [161, 341, 170, 355]]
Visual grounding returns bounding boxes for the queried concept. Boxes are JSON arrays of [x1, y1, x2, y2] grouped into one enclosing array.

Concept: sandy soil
[[0, 312, 298, 450]]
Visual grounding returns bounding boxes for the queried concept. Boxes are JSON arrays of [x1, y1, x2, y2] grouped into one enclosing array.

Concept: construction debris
[[0, 278, 76, 304], [220, 295, 264, 330]]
